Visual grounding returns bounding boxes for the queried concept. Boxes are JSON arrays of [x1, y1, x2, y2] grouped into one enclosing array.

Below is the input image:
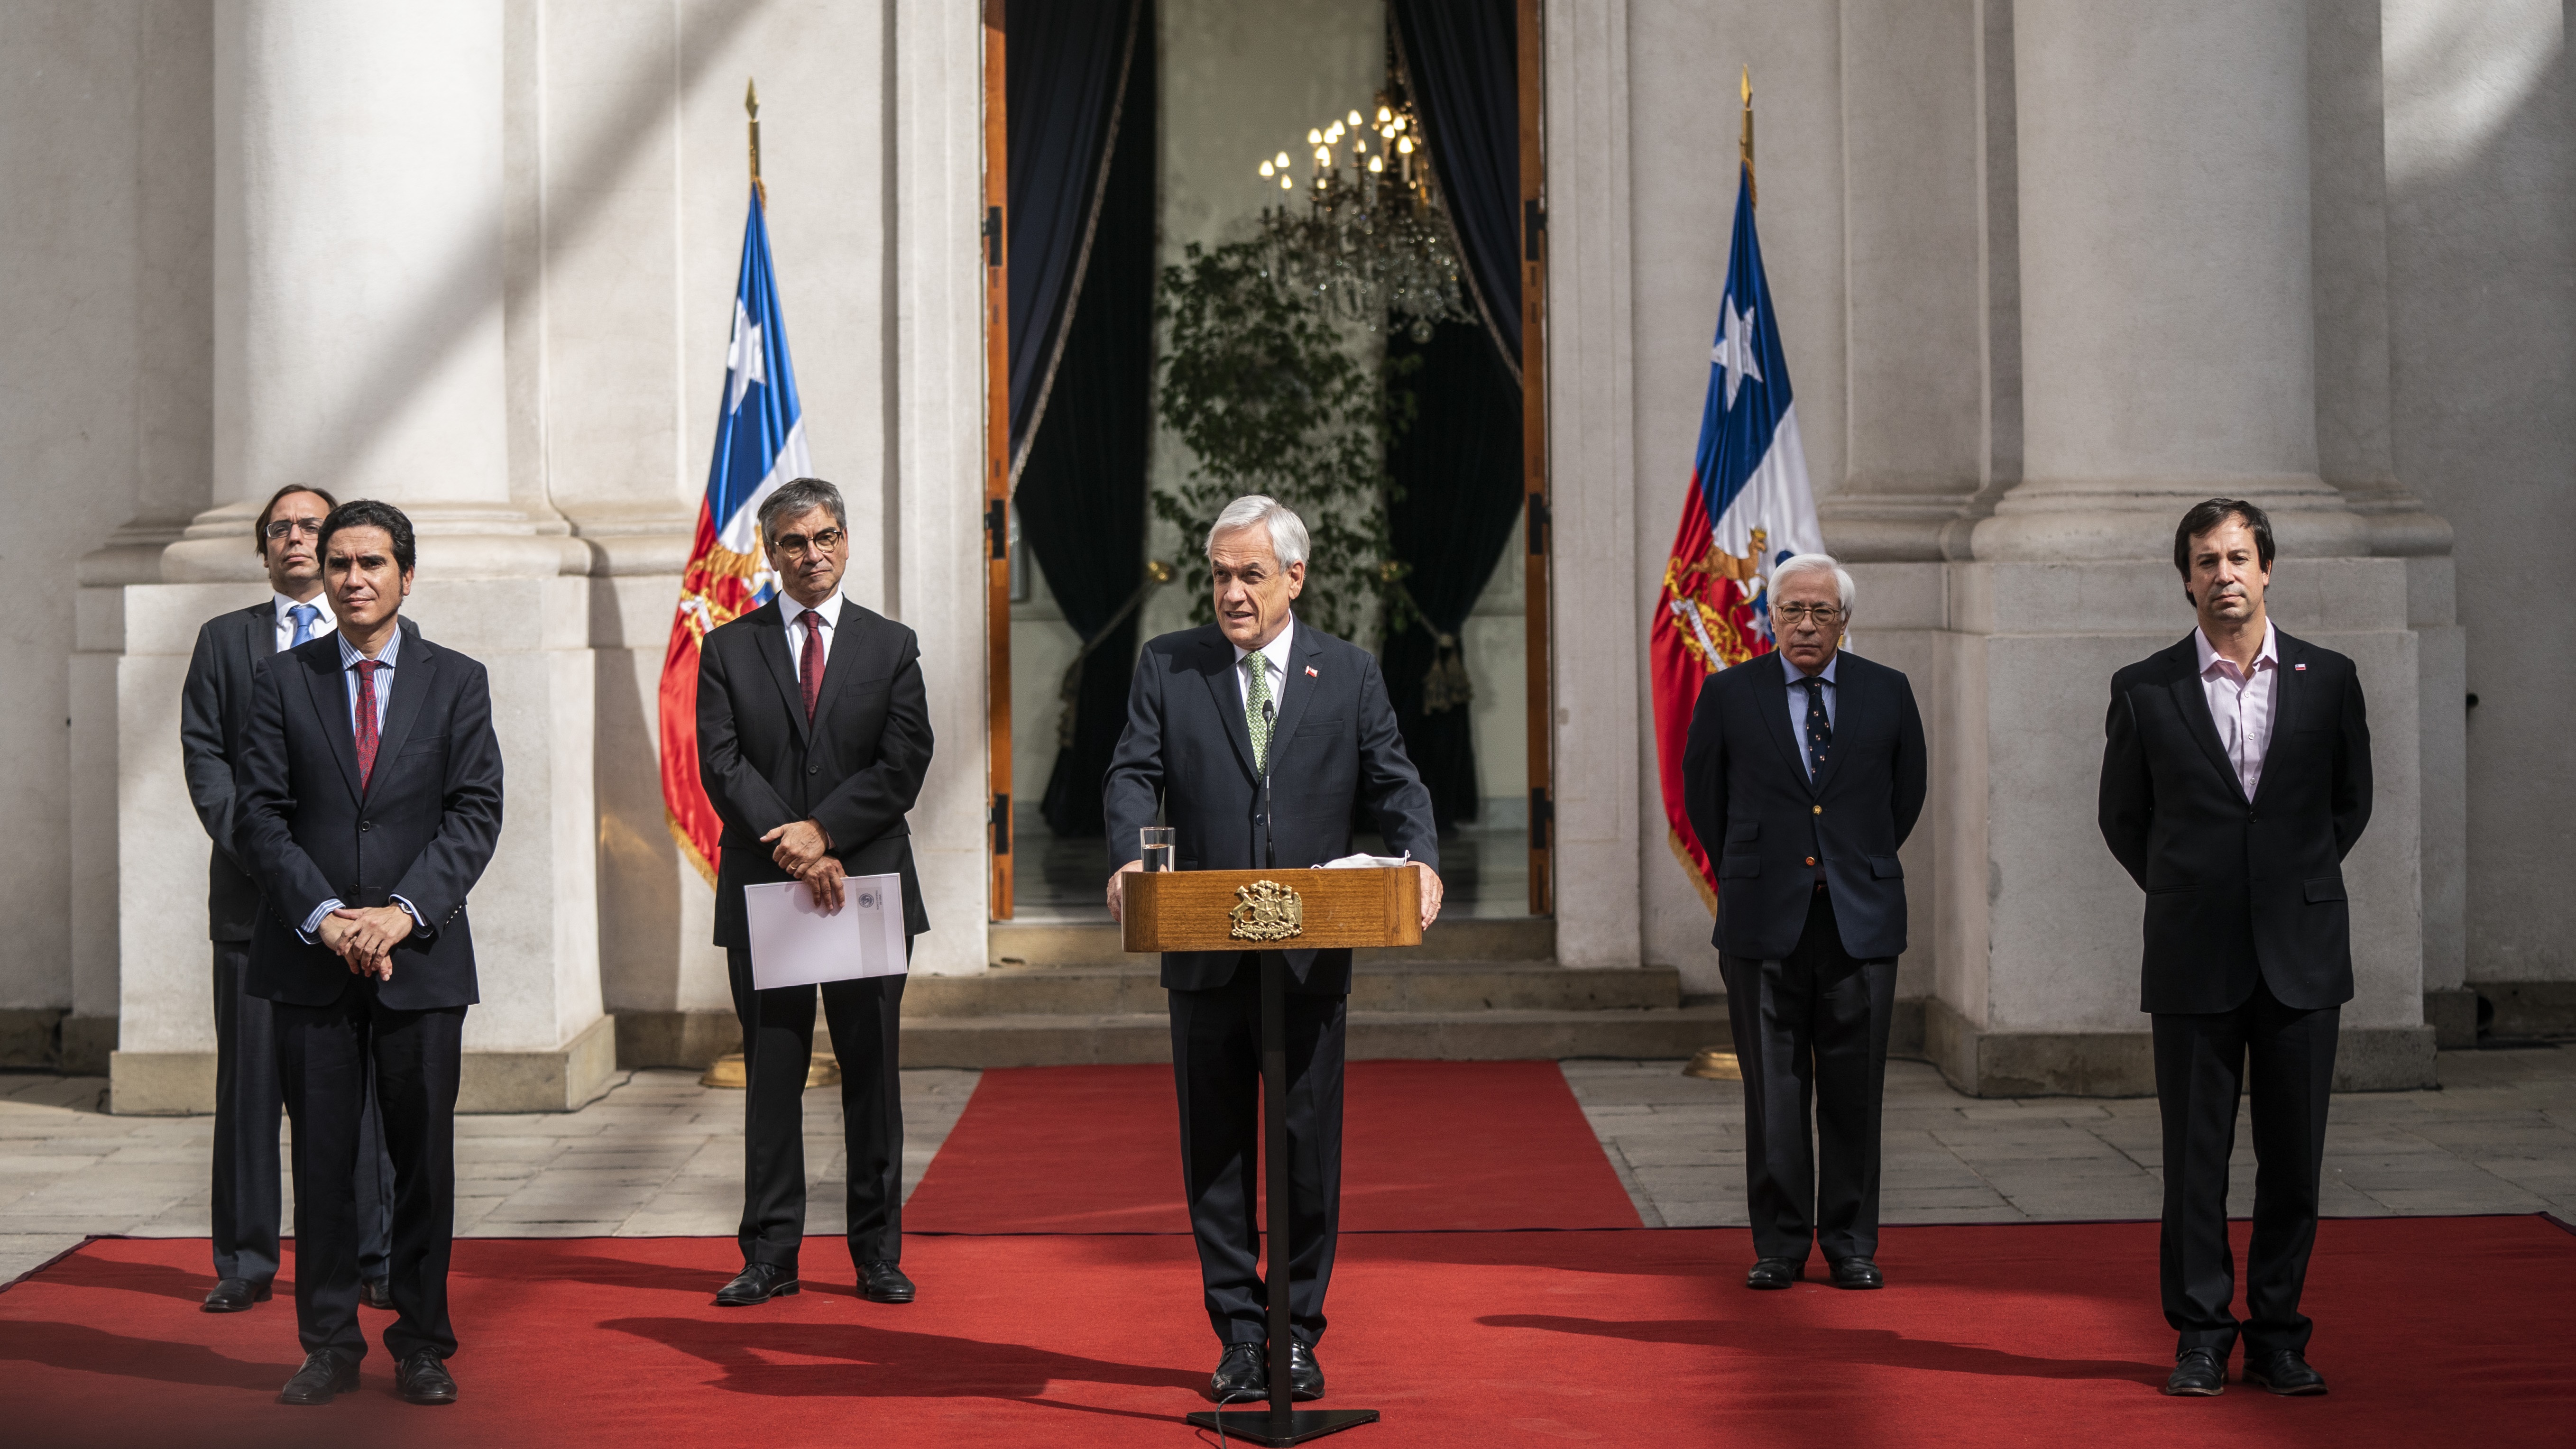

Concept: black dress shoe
[[202, 1277, 272, 1313], [1746, 1257, 1804, 1290], [859, 1259, 916, 1304], [1286, 1341, 1325, 1401], [2244, 1350, 2327, 1396], [361, 1278, 395, 1311], [714, 1263, 799, 1306], [395, 1350, 458, 1405], [2164, 1346, 2226, 1396], [1830, 1256, 1885, 1290], [277, 1349, 359, 1405], [1208, 1343, 1267, 1403]]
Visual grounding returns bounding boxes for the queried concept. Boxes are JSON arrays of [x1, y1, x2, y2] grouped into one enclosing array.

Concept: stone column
[[1929, 0, 2431, 1092], [105, 0, 609, 1112]]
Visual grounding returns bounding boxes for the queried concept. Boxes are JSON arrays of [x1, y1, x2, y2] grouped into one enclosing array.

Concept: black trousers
[[1719, 886, 1898, 1264], [211, 942, 392, 1286], [726, 946, 908, 1272], [271, 981, 463, 1363], [1169, 960, 1347, 1348], [2153, 978, 2338, 1358]]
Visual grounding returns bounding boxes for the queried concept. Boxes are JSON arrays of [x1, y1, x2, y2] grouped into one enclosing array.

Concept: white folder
[[744, 872, 909, 989]]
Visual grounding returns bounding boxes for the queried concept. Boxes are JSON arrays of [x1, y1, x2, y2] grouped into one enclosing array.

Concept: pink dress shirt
[[2194, 621, 2280, 799]]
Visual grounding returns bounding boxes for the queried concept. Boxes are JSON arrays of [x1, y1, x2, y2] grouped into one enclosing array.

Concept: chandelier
[[1253, 91, 1476, 342]]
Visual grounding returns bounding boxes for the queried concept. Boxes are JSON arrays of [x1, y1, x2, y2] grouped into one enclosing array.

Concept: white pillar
[[1975, 0, 2365, 562], [110, 0, 607, 1112], [1929, 0, 2429, 1093]]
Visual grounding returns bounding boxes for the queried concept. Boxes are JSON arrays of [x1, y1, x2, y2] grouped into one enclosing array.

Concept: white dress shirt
[[1232, 616, 1296, 721], [300, 626, 423, 941], [2194, 621, 2280, 799], [1783, 650, 1840, 780], [779, 589, 845, 683], [274, 591, 334, 652]]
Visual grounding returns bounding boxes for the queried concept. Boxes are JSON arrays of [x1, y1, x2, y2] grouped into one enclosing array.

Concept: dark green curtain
[[1015, 0, 1156, 838], [1382, 319, 1523, 830]]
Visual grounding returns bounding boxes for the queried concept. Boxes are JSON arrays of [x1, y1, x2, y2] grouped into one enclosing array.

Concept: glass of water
[[1140, 827, 1176, 873]]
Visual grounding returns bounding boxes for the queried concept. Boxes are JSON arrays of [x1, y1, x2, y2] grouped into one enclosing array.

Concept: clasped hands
[[1108, 860, 1445, 932], [318, 905, 412, 981], [762, 818, 845, 911]]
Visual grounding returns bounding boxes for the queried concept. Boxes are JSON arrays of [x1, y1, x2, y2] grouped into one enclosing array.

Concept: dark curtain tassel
[[1017, 1, 1158, 839], [1392, 0, 1522, 368], [1383, 318, 1525, 831]]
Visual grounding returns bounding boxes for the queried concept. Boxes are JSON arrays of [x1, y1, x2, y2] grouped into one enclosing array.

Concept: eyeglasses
[[262, 518, 325, 540], [770, 528, 846, 560], [1773, 603, 1845, 624]]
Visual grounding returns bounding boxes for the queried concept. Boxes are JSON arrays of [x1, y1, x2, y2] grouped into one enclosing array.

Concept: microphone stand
[[1188, 694, 1380, 1444]]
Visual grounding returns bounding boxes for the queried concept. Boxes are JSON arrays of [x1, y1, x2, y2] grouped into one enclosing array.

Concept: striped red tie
[[353, 660, 383, 789], [799, 614, 824, 722]]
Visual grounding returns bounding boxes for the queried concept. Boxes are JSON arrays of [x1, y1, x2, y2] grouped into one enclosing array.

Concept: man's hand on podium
[[1106, 861, 1141, 924], [1413, 862, 1444, 931]]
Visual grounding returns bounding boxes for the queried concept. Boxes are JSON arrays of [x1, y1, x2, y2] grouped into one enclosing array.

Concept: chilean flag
[[659, 188, 812, 885], [1650, 165, 1821, 909]]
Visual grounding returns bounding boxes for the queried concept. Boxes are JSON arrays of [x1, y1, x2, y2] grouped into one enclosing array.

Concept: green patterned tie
[[1242, 653, 1273, 772]]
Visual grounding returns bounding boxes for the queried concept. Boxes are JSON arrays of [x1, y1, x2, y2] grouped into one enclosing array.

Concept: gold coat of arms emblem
[[1227, 879, 1304, 942]]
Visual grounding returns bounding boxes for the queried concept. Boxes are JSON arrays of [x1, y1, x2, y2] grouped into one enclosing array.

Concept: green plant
[[1153, 239, 1419, 643]]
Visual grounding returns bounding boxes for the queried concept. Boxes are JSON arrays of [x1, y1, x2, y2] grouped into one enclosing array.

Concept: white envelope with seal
[[744, 871, 909, 989]]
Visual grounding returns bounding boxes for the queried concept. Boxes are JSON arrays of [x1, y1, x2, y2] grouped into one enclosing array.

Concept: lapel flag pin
[[1306, 666, 1319, 678], [2294, 662, 2306, 671]]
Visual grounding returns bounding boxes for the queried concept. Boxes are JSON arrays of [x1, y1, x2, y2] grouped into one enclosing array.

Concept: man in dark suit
[[2100, 498, 2371, 1399], [180, 484, 398, 1316], [1104, 495, 1441, 1404], [1682, 552, 1926, 1293], [233, 499, 505, 1407], [696, 476, 933, 1311]]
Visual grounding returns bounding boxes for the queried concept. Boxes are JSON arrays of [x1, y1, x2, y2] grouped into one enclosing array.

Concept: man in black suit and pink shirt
[[2100, 498, 2371, 1399], [233, 499, 505, 1407]]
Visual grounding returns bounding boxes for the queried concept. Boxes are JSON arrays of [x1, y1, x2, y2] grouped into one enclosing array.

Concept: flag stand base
[[1181, 1409, 1381, 1446]]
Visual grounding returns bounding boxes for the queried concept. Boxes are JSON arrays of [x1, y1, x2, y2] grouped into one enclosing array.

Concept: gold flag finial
[[1739, 66, 1757, 210], [745, 79, 766, 209]]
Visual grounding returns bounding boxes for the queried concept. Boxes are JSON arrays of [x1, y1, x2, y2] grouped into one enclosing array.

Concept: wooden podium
[[1125, 866, 1415, 1446]]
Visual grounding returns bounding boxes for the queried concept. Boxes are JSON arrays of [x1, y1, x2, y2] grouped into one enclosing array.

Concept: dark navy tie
[[1802, 676, 1832, 779]]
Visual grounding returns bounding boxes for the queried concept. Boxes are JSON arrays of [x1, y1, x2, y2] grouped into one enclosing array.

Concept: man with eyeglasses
[[695, 477, 933, 1310], [1682, 552, 1926, 1292], [178, 484, 397, 1317]]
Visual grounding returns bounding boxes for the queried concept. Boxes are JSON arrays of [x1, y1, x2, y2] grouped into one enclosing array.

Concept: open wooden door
[[981, 0, 1014, 919], [1518, 0, 1553, 916]]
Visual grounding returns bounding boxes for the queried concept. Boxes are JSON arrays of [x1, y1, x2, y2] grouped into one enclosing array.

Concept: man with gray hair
[[696, 476, 934, 1311], [1682, 551, 1925, 1291], [1104, 494, 1441, 1404]]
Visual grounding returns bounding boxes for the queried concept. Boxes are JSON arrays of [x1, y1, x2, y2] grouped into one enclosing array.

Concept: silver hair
[[757, 477, 848, 550], [1771, 551, 1856, 614], [1204, 495, 1309, 570]]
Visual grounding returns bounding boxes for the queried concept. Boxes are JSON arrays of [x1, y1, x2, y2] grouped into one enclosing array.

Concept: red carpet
[[4, 1217, 2572, 1448], [903, 1060, 1644, 1233]]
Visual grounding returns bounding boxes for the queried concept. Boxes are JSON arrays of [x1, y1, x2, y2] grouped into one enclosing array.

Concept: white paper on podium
[[745, 872, 908, 989]]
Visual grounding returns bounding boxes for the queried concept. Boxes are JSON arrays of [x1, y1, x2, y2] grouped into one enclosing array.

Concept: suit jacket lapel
[[1807, 660, 1856, 799], [364, 635, 437, 803], [755, 606, 810, 746], [243, 603, 273, 678], [804, 600, 867, 730], [1197, 633, 1259, 782], [2164, 635, 2248, 805], [1758, 652, 1814, 795], [298, 641, 366, 802], [2249, 633, 2304, 808], [1263, 626, 1324, 759]]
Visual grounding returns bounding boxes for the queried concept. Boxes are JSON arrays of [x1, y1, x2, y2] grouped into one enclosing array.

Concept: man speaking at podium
[[1104, 495, 1441, 1405]]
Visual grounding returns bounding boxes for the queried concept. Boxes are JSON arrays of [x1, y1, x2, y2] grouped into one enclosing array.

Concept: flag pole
[[1739, 66, 1756, 211], [746, 78, 766, 210]]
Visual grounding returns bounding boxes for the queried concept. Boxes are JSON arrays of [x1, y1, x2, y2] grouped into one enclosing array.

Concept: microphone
[[1260, 698, 1278, 870]]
